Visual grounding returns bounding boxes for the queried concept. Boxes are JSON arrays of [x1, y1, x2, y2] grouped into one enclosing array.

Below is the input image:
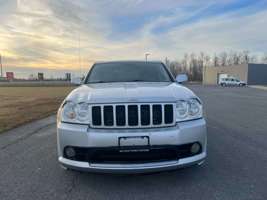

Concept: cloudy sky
[[0, 0, 267, 77]]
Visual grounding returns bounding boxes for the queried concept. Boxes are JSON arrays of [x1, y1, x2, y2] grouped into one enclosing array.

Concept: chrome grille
[[90, 103, 175, 129]]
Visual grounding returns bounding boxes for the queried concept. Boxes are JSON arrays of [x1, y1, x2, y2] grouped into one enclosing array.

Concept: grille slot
[[104, 106, 113, 126], [92, 106, 101, 126], [164, 104, 174, 124], [152, 105, 162, 125], [128, 105, 138, 126], [141, 105, 150, 125], [91, 103, 175, 128], [116, 106, 126, 126]]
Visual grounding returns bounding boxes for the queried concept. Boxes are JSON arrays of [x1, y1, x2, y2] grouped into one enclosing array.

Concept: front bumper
[[57, 119, 207, 173]]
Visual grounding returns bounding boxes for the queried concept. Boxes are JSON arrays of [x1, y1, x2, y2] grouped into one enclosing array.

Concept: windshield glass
[[85, 62, 173, 83]]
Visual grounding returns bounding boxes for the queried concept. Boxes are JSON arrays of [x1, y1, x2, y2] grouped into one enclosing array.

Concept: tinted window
[[86, 62, 172, 83]]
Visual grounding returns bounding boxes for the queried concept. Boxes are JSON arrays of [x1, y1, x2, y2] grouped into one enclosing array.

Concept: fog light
[[65, 147, 76, 158], [190, 143, 201, 154]]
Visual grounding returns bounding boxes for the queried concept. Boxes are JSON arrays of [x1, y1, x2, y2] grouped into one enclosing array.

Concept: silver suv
[[57, 61, 207, 173]]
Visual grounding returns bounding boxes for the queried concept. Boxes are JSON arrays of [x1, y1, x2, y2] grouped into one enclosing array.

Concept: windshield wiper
[[129, 80, 147, 82], [87, 81, 108, 83]]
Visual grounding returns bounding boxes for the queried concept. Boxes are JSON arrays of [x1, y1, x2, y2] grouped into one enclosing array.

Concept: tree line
[[166, 51, 267, 81]]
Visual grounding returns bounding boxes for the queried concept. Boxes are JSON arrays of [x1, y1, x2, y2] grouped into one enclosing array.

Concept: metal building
[[65, 73, 71, 81], [203, 63, 267, 85], [6, 72, 14, 81], [38, 73, 44, 81]]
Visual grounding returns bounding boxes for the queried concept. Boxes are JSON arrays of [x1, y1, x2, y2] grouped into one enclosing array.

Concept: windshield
[[85, 62, 173, 83]]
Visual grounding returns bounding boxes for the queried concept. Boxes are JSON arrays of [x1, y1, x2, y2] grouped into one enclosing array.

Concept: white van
[[219, 77, 246, 87]]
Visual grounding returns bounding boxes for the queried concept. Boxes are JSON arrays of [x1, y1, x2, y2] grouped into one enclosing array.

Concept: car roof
[[94, 61, 164, 65]]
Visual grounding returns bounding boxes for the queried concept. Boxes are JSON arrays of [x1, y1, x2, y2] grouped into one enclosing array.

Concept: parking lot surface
[[0, 85, 267, 200]]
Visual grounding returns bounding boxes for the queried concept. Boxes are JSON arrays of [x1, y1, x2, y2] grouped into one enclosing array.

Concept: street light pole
[[145, 53, 150, 62]]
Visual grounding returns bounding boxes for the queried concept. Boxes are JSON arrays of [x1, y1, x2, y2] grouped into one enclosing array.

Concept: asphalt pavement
[[0, 85, 267, 200]]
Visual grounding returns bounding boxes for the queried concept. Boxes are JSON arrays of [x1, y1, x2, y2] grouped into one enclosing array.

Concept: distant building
[[29, 74, 37, 80], [65, 73, 71, 81], [203, 63, 267, 85], [38, 73, 44, 81], [6, 72, 14, 81], [0, 77, 7, 81]]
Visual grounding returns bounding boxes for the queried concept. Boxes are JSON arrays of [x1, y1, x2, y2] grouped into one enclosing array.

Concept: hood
[[66, 82, 197, 104]]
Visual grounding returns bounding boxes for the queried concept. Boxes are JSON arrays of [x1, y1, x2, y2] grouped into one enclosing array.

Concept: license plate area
[[119, 136, 150, 152]]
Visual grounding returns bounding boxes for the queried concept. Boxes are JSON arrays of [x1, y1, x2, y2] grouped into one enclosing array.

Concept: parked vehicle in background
[[219, 77, 246, 87]]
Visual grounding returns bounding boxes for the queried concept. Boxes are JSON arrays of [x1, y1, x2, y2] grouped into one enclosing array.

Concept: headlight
[[59, 101, 90, 124], [176, 98, 202, 122], [176, 100, 189, 120]]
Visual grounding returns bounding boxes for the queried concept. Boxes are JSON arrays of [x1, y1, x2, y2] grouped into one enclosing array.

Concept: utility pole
[[0, 54, 3, 78], [77, 2, 82, 79], [78, 34, 82, 77], [145, 53, 150, 62]]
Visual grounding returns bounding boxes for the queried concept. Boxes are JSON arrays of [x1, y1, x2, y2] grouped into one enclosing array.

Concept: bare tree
[[261, 53, 267, 64], [250, 55, 257, 63], [199, 52, 205, 68], [196, 52, 205, 81], [182, 53, 189, 69], [165, 57, 169, 66], [169, 61, 186, 77], [227, 51, 234, 66], [190, 53, 198, 80], [233, 52, 240, 65], [219, 52, 228, 66], [169, 61, 177, 76], [168, 50, 264, 82], [204, 54, 211, 67], [213, 54, 219, 66], [240, 50, 250, 64]]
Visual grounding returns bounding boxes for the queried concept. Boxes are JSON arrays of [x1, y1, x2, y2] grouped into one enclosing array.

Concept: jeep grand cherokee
[[57, 61, 207, 173]]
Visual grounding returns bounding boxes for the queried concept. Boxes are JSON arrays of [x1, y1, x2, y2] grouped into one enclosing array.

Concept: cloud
[[0, 0, 267, 74], [0, 0, 108, 69], [161, 7, 267, 56]]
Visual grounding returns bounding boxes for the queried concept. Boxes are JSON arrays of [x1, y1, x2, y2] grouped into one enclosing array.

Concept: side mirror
[[176, 74, 188, 84]]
